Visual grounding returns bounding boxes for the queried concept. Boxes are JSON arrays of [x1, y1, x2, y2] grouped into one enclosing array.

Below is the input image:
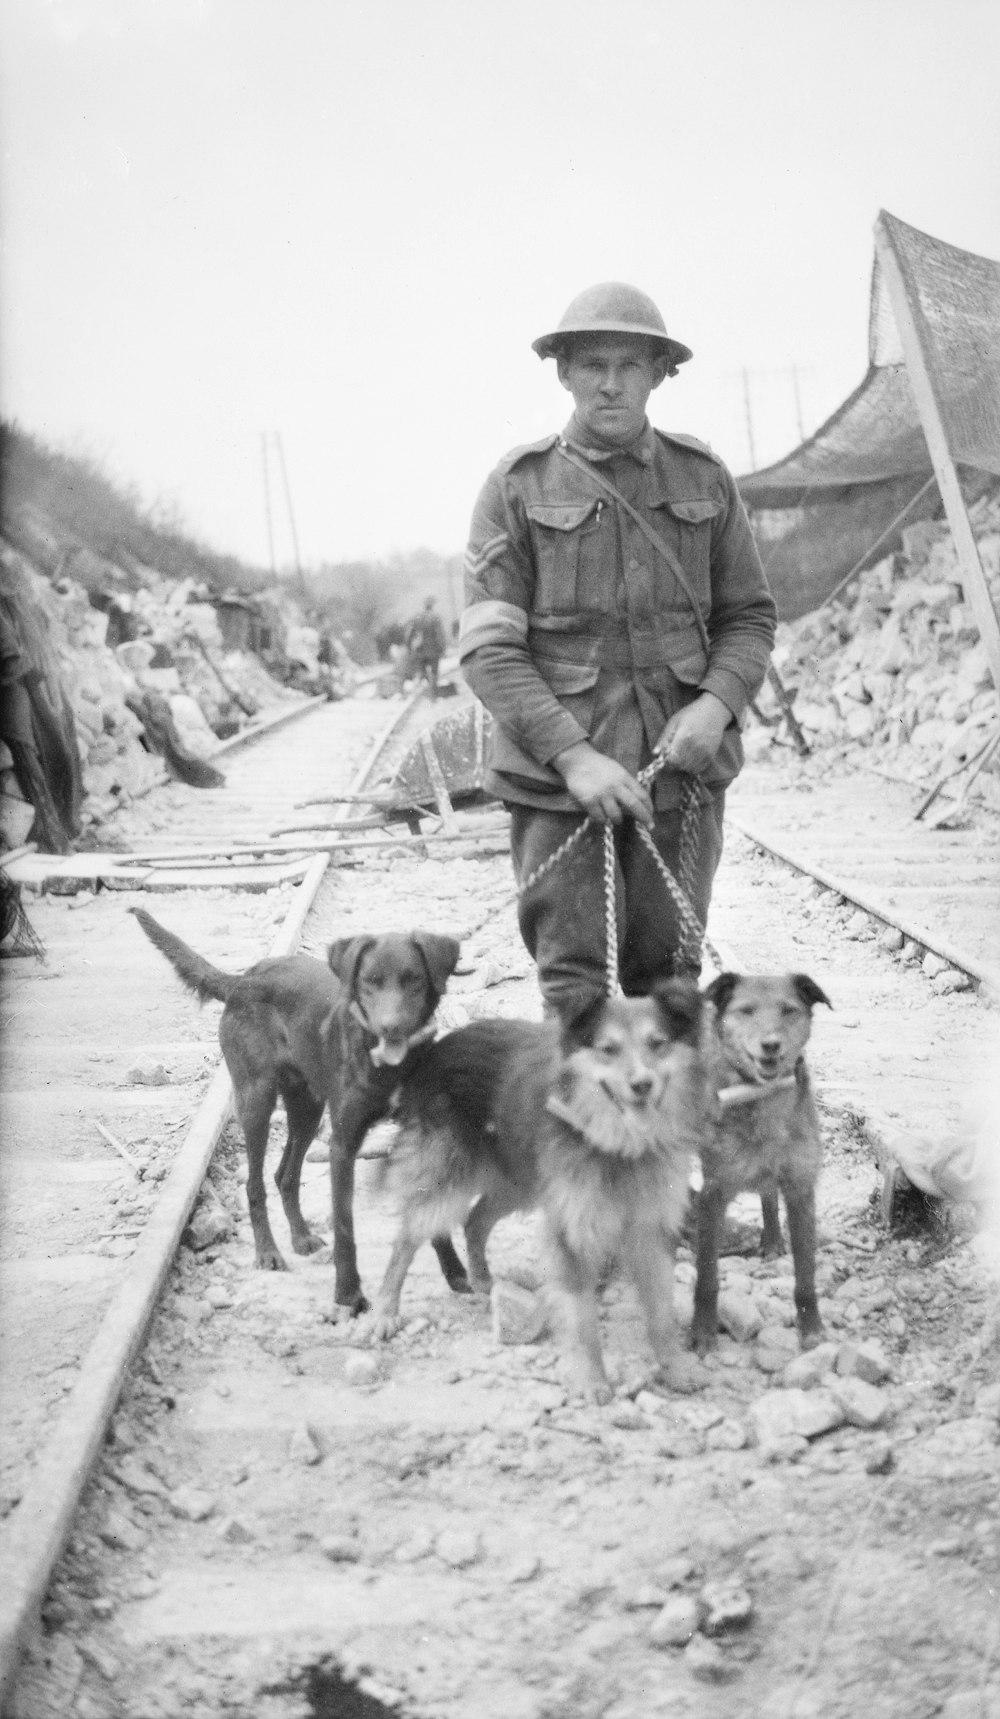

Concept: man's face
[[557, 334, 668, 448]]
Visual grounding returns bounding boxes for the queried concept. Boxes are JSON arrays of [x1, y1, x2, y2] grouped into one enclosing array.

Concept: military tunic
[[459, 415, 776, 1006]]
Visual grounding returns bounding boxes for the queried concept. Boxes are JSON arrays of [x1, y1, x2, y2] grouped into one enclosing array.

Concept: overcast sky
[[2, 0, 999, 570]]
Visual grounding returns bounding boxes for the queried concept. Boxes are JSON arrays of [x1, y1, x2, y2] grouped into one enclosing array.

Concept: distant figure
[[404, 596, 446, 697]]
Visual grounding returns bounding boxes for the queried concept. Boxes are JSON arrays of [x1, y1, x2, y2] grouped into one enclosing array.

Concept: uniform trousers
[[509, 790, 725, 1015]]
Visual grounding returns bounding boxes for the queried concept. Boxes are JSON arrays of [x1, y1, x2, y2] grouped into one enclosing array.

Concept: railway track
[[1, 693, 998, 1719]]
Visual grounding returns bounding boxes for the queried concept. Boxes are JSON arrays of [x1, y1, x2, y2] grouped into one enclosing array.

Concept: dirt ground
[[6, 733, 1000, 1719]]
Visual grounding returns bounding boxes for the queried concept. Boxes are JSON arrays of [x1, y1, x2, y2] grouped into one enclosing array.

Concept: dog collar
[[349, 1001, 438, 1067], [717, 1074, 796, 1110]]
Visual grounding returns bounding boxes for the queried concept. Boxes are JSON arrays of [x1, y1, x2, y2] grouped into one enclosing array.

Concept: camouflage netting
[[739, 211, 1000, 621]]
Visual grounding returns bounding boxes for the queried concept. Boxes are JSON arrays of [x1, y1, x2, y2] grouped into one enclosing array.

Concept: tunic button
[[629, 557, 639, 571]]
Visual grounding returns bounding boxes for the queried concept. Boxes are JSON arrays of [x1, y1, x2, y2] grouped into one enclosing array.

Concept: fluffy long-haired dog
[[131, 909, 465, 1311], [374, 981, 711, 1402], [691, 972, 832, 1356]]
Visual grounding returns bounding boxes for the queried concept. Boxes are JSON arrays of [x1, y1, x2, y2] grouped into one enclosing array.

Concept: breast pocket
[[653, 496, 721, 609], [525, 501, 602, 613]]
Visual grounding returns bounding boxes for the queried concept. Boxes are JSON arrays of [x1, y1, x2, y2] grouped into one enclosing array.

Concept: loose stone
[[700, 1576, 755, 1635], [490, 1280, 548, 1345], [650, 1594, 701, 1647]]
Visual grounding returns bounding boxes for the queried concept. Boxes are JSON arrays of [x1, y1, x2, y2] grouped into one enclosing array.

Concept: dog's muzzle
[[350, 1001, 437, 1067]]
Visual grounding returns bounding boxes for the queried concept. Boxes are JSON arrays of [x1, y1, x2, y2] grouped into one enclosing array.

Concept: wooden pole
[[275, 431, 309, 606], [260, 432, 277, 576], [742, 368, 757, 470], [873, 215, 1000, 697]]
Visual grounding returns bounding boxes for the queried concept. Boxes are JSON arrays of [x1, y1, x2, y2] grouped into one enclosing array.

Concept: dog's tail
[[130, 907, 237, 1004]]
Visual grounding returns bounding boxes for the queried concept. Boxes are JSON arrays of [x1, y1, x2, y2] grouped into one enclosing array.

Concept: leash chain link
[[602, 823, 619, 996], [516, 755, 707, 995]]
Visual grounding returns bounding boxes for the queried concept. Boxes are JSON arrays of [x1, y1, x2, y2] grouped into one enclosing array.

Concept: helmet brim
[[532, 325, 693, 376]]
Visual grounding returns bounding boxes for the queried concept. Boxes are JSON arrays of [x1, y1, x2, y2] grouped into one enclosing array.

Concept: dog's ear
[[651, 978, 703, 1044], [791, 974, 832, 1011], [702, 972, 741, 1015], [411, 933, 461, 996], [327, 936, 375, 993]]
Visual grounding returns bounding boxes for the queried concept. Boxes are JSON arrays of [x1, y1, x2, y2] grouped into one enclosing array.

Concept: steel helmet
[[531, 282, 692, 375]]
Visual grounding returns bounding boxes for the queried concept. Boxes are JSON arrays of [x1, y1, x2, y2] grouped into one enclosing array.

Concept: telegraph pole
[[790, 365, 806, 442], [741, 369, 757, 470], [274, 432, 309, 606], [260, 433, 277, 577]]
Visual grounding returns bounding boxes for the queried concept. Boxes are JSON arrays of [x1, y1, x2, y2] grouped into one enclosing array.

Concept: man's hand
[[655, 693, 732, 777], [553, 741, 654, 827]]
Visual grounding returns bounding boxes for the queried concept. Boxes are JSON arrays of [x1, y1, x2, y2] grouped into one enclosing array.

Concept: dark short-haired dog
[[373, 982, 711, 1402], [690, 972, 832, 1357], [132, 909, 463, 1313]]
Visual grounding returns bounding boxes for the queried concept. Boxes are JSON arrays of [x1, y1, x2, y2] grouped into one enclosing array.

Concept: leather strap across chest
[[555, 443, 713, 661]]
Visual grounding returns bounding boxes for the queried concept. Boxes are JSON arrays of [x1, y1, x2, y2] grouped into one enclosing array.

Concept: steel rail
[[727, 812, 1000, 995], [0, 690, 431, 1713]]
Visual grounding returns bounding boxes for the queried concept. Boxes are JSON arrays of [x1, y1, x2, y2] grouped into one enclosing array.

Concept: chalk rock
[[649, 1594, 701, 1647], [706, 1418, 749, 1451], [320, 1535, 361, 1563], [218, 1515, 255, 1545], [126, 1057, 170, 1087], [684, 1634, 735, 1682], [782, 1343, 839, 1389], [717, 1288, 763, 1343], [490, 1280, 547, 1345], [167, 1485, 216, 1522], [343, 1351, 381, 1387], [623, 1583, 669, 1612], [830, 1376, 890, 1429], [700, 1576, 754, 1635], [288, 1424, 323, 1466], [750, 1387, 844, 1452], [185, 1204, 231, 1251], [835, 1340, 891, 1385], [610, 1401, 650, 1431], [98, 1508, 148, 1552]]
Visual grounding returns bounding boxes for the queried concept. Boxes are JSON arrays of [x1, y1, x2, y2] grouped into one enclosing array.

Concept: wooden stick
[[766, 665, 811, 758], [117, 816, 510, 865], [874, 214, 1000, 697], [419, 729, 459, 833], [914, 726, 998, 819], [94, 1120, 144, 1179], [269, 815, 386, 836]]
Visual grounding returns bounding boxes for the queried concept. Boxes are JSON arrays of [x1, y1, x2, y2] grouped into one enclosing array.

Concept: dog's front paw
[[657, 1352, 709, 1395], [799, 1318, 825, 1351], [565, 1360, 613, 1405], [688, 1318, 718, 1358], [255, 1245, 289, 1272], [372, 1310, 403, 1341], [760, 1235, 786, 1261], [329, 1291, 370, 1322]]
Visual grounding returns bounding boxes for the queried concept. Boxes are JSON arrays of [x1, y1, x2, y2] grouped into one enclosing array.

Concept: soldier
[[459, 282, 777, 1015], [404, 595, 446, 697]]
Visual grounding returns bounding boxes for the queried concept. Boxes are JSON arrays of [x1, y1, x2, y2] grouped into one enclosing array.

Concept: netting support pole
[[874, 214, 1000, 699]]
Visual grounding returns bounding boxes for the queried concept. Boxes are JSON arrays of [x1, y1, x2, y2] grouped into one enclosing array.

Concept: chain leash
[[516, 754, 707, 995]]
